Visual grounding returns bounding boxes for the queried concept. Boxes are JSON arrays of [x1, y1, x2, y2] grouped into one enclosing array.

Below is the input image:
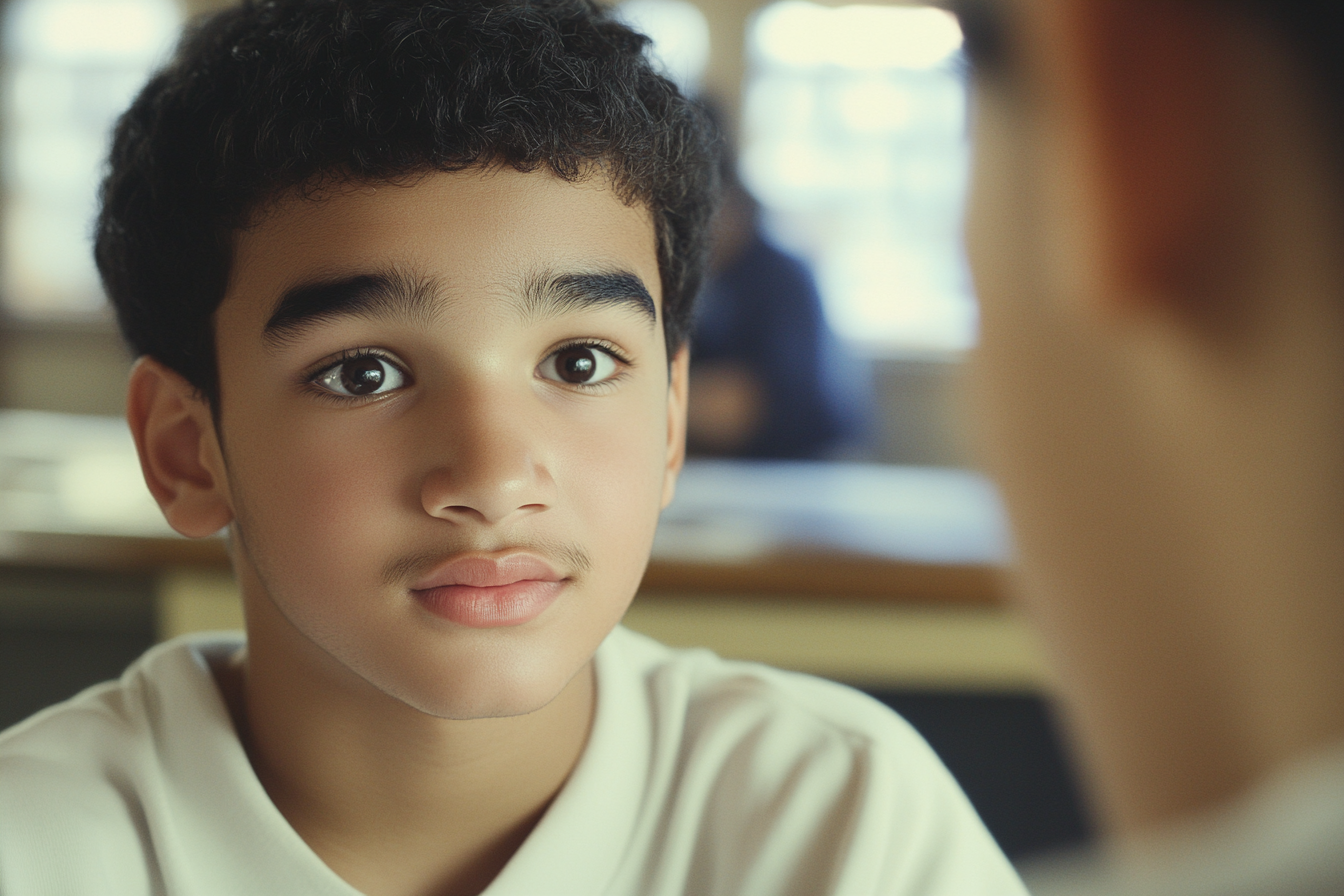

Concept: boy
[[952, 0, 1344, 893], [0, 2, 1024, 894]]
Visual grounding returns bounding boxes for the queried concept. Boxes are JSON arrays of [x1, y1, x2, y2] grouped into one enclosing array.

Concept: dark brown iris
[[555, 347, 598, 383], [341, 356, 387, 395]]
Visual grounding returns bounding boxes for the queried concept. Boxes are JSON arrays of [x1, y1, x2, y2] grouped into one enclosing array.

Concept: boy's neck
[[212, 588, 595, 896]]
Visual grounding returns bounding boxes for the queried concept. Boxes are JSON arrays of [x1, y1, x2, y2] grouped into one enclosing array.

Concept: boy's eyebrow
[[262, 268, 656, 344], [263, 270, 438, 344], [521, 271, 657, 327]]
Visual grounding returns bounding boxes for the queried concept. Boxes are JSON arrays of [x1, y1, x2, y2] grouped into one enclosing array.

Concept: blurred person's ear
[[126, 357, 234, 538], [1033, 0, 1242, 314]]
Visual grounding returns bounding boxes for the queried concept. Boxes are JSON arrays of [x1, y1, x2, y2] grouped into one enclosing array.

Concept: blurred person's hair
[[956, 0, 1344, 137], [95, 0, 719, 406], [1252, 2, 1344, 121]]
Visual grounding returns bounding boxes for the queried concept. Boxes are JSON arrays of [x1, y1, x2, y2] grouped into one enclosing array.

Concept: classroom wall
[[0, 324, 132, 416]]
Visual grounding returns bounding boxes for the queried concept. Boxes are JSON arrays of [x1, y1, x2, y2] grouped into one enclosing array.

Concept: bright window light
[[753, 2, 963, 71], [742, 2, 975, 352], [614, 0, 710, 95], [5, 0, 179, 63], [2, 0, 181, 319]]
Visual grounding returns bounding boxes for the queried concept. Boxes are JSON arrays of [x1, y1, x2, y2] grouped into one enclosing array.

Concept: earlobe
[[126, 357, 234, 538], [1042, 0, 1234, 307], [660, 345, 690, 509]]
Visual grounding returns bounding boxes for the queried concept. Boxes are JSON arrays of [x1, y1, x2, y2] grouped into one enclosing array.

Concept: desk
[[0, 409, 1047, 690]]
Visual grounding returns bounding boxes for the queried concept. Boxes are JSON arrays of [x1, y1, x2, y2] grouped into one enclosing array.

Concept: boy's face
[[207, 168, 684, 719]]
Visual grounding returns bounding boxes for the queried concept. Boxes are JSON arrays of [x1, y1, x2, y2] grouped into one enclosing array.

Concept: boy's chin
[[395, 681, 577, 722], [356, 644, 594, 722]]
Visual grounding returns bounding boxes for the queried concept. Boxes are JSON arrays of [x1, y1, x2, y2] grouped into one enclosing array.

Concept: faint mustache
[[382, 537, 593, 588]]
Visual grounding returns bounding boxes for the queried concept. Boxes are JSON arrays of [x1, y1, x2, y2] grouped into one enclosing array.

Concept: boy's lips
[[409, 553, 566, 628], [410, 553, 563, 590]]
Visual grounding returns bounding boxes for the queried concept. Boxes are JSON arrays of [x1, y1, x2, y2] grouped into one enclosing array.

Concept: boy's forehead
[[221, 167, 663, 329]]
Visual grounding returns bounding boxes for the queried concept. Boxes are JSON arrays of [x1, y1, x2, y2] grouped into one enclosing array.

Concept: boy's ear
[[661, 344, 690, 509], [126, 357, 234, 538], [1037, 0, 1234, 309]]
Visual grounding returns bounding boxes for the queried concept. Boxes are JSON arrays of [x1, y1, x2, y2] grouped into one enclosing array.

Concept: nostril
[[420, 465, 556, 524]]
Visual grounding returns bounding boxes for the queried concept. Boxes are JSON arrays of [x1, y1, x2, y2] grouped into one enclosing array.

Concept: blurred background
[[0, 0, 1091, 866]]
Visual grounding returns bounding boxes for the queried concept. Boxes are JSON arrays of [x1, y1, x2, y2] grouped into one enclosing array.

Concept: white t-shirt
[[0, 626, 1026, 895]]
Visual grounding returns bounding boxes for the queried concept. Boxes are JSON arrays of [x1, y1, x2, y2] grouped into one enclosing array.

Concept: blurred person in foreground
[[954, 0, 1344, 893]]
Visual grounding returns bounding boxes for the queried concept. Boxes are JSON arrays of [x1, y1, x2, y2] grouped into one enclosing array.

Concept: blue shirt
[[692, 233, 871, 459]]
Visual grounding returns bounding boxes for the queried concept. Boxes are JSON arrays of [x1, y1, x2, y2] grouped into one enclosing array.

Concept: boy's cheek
[[233, 397, 668, 557]]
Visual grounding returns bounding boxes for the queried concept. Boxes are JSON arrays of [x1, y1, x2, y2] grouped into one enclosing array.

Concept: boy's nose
[[417, 396, 556, 526]]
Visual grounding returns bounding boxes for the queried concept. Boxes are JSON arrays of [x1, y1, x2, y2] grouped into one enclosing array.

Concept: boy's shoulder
[[0, 632, 239, 762], [0, 634, 357, 893], [0, 633, 244, 819], [604, 623, 918, 748], [594, 625, 967, 819], [0, 633, 292, 894], [506, 626, 1028, 896], [0, 653, 162, 890]]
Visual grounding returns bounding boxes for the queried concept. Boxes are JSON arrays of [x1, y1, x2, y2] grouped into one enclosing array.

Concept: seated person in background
[[0, 2, 1025, 894], [955, 0, 1344, 893], [687, 137, 872, 459]]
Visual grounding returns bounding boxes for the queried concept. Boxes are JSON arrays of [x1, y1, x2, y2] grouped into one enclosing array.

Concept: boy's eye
[[312, 354, 407, 397], [539, 345, 620, 386]]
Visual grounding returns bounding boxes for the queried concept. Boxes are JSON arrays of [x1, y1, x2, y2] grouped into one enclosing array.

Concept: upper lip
[[409, 553, 563, 591]]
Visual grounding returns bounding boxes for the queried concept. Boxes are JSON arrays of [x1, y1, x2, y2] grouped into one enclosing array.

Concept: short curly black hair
[[95, 0, 719, 405]]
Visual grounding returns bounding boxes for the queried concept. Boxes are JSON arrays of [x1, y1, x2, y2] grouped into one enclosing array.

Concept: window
[[741, 2, 973, 352], [614, 0, 710, 95], [1, 0, 180, 318]]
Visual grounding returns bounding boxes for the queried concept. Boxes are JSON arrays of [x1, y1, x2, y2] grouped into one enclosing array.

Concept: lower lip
[[412, 580, 564, 628]]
